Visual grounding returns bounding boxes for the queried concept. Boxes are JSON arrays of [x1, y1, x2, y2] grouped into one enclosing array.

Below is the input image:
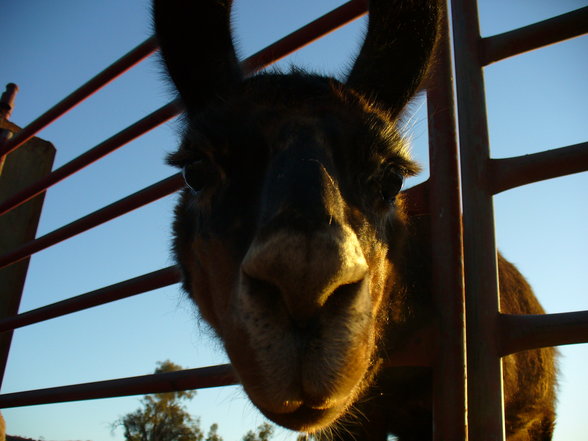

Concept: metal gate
[[0, 1, 587, 439]]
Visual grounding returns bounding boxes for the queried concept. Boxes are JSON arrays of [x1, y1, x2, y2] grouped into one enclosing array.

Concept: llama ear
[[346, 0, 440, 117], [153, 0, 242, 114]]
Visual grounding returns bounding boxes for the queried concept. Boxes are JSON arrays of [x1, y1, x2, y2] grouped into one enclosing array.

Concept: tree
[[204, 424, 222, 441], [114, 360, 283, 441], [242, 423, 274, 441], [114, 360, 214, 441]]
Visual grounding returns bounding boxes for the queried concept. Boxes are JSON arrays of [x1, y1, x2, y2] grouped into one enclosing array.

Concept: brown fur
[[154, 0, 556, 439]]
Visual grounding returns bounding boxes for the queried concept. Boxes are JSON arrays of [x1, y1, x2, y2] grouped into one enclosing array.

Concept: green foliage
[[115, 360, 280, 441], [114, 360, 210, 441], [205, 423, 222, 441], [295, 435, 315, 441], [241, 423, 274, 441]]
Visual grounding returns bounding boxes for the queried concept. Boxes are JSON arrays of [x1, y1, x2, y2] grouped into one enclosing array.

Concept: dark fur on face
[[154, 1, 556, 439]]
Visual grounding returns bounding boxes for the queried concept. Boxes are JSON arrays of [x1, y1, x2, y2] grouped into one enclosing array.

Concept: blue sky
[[0, 0, 586, 440]]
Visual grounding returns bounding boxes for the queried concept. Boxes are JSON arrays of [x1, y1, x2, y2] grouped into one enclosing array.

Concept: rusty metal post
[[451, 1, 505, 439], [0, 84, 20, 174], [0, 85, 56, 388], [0, 84, 18, 121], [426, 2, 467, 439]]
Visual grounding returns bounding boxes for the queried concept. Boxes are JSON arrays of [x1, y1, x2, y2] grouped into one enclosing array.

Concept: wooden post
[[0, 86, 56, 388]]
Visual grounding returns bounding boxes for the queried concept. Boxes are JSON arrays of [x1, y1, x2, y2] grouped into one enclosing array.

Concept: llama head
[[154, 0, 439, 432]]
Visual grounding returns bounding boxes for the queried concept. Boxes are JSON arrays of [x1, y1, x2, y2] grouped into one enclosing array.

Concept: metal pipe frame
[[0, 266, 180, 333], [0, 364, 236, 408], [426, 3, 467, 439], [489, 141, 588, 194], [0, 37, 159, 159], [452, 1, 588, 440], [0, 174, 183, 269], [241, 0, 367, 73], [451, 0, 505, 438], [0, 0, 368, 219], [1, 2, 587, 438], [0, 100, 182, 217], [500, 311, 588, 357], [481, 6, 588, 66]]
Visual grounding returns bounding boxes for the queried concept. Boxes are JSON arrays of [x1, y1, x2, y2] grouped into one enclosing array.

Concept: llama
[[153, 0, 557, 439]]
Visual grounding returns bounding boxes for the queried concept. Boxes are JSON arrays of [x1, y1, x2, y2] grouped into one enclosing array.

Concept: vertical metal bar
[[451, 0, 505, 439], [427, 2, 467, 439]]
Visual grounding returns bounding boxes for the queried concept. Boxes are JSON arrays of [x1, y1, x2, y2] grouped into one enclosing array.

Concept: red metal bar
[[0, 266, 180, 333], [481, 6, 588, 66], [0, 174, 183, 269], [0, 100, 182, 217], [0, 363, 237, 408], [0, 37, 159, 159], [489, 142, 588, 194], [241, 0, 367, 73], [500, 311, 588, 356], [451, 0, 505, 439], [426, 4, 467, 439]]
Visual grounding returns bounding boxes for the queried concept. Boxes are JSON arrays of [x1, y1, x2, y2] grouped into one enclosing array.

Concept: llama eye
[[182, 160, 215, 192], [380, 170, 404, 202]]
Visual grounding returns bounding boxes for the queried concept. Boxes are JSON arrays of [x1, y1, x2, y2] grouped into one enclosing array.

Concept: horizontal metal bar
[[489, 141, 588, 194], [481, 6, 588, 66], [0, 266, 180, 333], [0, 364, 237, 408], [0, 100, 182, 217], [500, 311, 588, 356], [0, 174, 183, 269], [241, 0, 367, 73], [0, 37, 159, 159]]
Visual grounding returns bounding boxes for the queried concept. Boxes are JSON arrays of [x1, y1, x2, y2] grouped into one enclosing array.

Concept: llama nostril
[[241, 271, 282, 310], [324, 280, 367, 313]]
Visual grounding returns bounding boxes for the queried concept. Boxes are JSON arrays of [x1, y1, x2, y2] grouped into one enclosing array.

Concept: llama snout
[[240, 224, 369, 324]]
